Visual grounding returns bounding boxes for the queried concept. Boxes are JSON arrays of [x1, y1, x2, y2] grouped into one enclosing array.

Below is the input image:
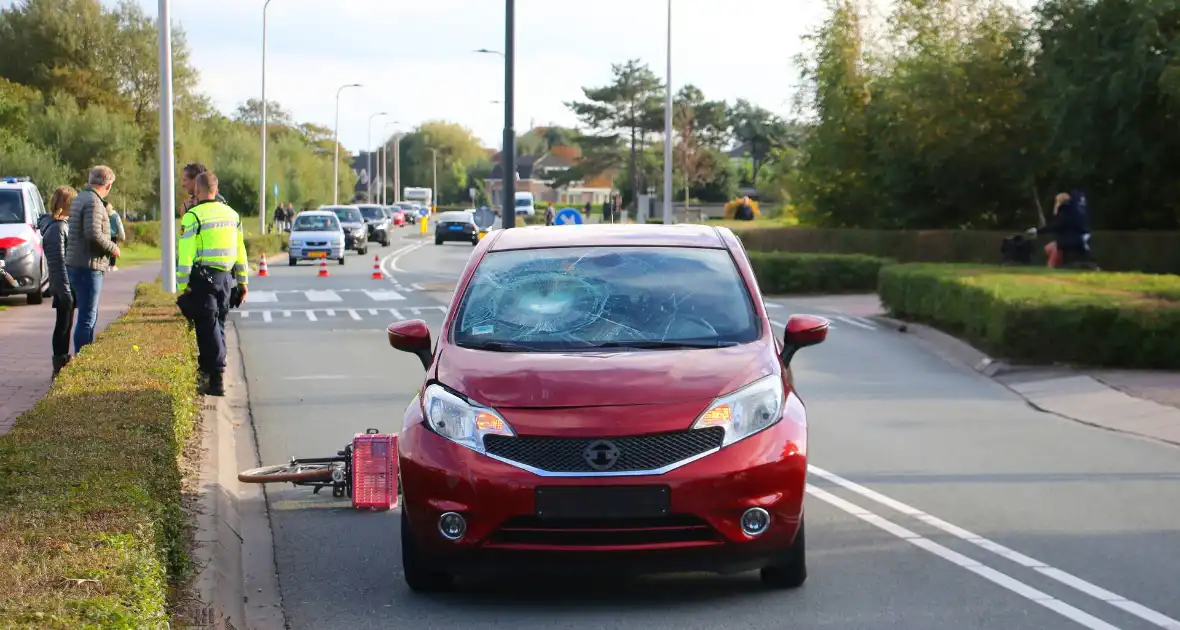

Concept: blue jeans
[[66, 267, 103, 354]]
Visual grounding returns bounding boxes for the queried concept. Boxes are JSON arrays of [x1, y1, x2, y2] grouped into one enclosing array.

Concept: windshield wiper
[[462, 340, 534, 352], [586, 340, 738, 350]]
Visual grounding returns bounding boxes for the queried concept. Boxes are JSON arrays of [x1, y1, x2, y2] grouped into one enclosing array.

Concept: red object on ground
[[352, 433, 398, 511], [371, 254, 384, 279], [257, 254, 269, 277], [317, 259, 329, 277]]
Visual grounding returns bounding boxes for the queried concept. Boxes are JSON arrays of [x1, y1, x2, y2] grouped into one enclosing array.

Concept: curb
[[191, 321, 286, 629]]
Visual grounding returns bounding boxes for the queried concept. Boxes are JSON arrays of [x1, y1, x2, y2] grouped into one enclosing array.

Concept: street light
[[381, 121, 400, 204], [475, 48, 504, 57], [477, 11, 514, 230], [428, 147, 439, 210], [157, 0, 176, 292], [258, 0, 276, 235], [367, 112, 387, 202], [663, 0, 673, 225], [333, 82, 362, 205]]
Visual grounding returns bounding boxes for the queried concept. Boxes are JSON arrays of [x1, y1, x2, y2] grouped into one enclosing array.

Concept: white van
[[514, 191, 535, 216]]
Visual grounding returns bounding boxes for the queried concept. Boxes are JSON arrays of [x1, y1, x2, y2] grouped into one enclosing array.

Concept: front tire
[[359, 245, 368, 256], [434, 236, 443, 246], [27, 263, 44, 305], [289, 258, 297, 267], [338, 257, 346, 265], [760, 518, 807, 589], [401, 509, 454, 593]]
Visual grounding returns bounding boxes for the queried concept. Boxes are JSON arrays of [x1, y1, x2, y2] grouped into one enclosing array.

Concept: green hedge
[[734, 226, 1180, 275], [749, 252, 893, 294], [879, 264, 1180, 368], [0, 283, 198, 628]]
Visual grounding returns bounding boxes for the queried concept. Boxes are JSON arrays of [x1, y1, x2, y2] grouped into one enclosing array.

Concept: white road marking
[[833, 315, 877, 330], [282, 310, 291, 317], [388, 308, 404, 320], [240, 311, 250, 318], [305, 289, 342, 302], [306, 311, 317, 321], [411, 282, 426, 291], [763, 302, 782, 308], [348, 309, 361, 321], [363, 289, 406, 301], [249, 290, 278, 302], [325, 309, 336, 317], [809, 466, 1180, 630], [262, 311, 272, 323], [368, 308, 378, 315], [805, 484, 1121, 630]]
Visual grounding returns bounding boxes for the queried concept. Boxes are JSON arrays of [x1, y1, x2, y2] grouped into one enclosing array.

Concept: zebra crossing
[[233, 304, 447, 325], [244, 288, 412, 304]]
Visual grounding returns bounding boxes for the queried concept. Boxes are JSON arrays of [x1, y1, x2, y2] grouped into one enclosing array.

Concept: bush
[[878, 264, 1180, 368], [749, 252, 893, 294], [244, 232, 287, 259], [0, 283, 198, 628], [733, 227, 1180, 275]]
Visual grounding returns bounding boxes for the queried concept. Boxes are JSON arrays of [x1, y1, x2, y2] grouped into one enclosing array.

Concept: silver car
[[320, 205, 369, 255], [287, 211, 346, 265]]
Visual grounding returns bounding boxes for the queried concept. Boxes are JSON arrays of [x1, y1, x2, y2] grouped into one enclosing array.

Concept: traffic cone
[[371, 254, 384, 280], [257, 253, 269, 277], [317, 259, 329, 278]]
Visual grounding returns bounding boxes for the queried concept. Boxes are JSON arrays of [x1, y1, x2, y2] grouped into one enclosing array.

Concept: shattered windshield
[[452, 246, 759, 351]]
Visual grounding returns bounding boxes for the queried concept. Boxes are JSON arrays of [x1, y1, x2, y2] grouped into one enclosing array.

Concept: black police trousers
[[187, 269, 234, 374]]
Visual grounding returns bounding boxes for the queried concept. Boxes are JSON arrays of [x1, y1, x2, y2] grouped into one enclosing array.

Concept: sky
[[115, 0, 831, 153]]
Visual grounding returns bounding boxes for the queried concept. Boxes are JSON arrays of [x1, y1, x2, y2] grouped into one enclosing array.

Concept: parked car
[[287, 210, 345, 265], [357, 204, 392, 246], [386, 223, 830, 592], [433, 210, 478, 246], [0, 177, 48, 305], [321, 205, 369, 255]]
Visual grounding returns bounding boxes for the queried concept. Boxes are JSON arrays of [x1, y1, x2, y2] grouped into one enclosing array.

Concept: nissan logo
[[583, 440, 620, 471]]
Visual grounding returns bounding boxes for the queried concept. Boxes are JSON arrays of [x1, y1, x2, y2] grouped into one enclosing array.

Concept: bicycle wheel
[[238, 463, 336, 483]]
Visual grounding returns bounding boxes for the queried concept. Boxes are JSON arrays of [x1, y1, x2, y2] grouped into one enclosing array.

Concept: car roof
[[438, 211, 473, 221], [487, 223, 727, 252], [297, 210, 338, 217]]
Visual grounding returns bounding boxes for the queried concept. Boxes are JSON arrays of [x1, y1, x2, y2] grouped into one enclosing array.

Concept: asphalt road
[[235, 224, 1180, 630]]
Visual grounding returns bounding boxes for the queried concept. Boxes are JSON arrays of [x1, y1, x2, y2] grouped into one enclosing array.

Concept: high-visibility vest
[[177, 200, 249, 291]]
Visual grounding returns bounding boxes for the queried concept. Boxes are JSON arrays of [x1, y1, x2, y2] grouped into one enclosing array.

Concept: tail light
[[351, 433, 399, 511]]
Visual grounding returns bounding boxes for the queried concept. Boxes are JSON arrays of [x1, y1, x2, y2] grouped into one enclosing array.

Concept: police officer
[[177, 171, 248, 396]]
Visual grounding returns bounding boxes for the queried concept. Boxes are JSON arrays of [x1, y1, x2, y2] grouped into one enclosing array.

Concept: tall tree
[[729, 99, 790, 186], [391, 120, 486, 204], [566, 59, 664, 206]]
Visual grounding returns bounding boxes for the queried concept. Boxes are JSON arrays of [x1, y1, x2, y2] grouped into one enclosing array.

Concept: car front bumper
[[398, 402, 808, 577], [288, 246, 345, 260], [344, 232, 367, 248], [0, 252, 41, 295]]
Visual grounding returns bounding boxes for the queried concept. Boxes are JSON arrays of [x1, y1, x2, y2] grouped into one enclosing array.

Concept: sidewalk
[[0, 264, 160, 436]]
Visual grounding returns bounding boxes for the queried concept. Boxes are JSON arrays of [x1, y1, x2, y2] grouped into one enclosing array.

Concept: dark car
[[386, 223, 830, 592], [434, 210, 478, 246], [322, 205, 369, 254], [357, 204, 392, 247]]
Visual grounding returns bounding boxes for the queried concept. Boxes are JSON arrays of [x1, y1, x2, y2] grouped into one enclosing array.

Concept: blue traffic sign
[[555, 207, 583, 225], [473, 205, 496, 229]]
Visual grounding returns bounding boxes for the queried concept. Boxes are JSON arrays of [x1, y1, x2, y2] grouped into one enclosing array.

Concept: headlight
[[352, 228, 365, 236], [422, 384, 515, 453], [7, 242, 32, 258], [333, 239, 343, 247], [691, 375, 784, 447]]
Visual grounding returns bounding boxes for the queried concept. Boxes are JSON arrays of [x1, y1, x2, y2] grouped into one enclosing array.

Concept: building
[[484, 145, 614, 208]]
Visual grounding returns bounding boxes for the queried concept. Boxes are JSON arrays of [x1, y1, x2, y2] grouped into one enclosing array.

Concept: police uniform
[[177, 198, 248, 395]]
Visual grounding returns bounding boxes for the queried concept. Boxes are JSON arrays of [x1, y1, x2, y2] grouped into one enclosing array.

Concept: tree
[[672, 86, 721, 210], [729, 99, 790, 187], [565, 59, 664, 206], [390, 120, 486, 204], [234, 99, 293, 128]]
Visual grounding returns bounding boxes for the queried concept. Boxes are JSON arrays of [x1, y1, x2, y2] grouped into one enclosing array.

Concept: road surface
[[234, 224, 1180, 630]]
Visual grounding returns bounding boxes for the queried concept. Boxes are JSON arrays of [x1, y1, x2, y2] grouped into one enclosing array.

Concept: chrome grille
[[483, 428, 724, 474]]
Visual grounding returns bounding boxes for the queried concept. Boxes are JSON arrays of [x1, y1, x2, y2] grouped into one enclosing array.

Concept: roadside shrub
[[879, 264, 1180, 368], [0, 283, 198, 628], [244, 232, 287, 259], [123, 220, 160, 247], [749, 252, 893, 294]]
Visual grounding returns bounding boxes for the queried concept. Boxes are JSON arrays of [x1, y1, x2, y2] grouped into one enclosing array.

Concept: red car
[[389, 209, 406, 227], [387, 224, 829, 592]]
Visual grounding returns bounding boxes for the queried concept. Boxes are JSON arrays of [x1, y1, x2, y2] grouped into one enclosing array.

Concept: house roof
[[488, 155, 537, 180]]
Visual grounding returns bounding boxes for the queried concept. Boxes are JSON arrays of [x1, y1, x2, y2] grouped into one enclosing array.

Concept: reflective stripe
[[177, 265, 192, 274], [181, 226, 197, 238], [197, 220, 239, 232], [196, 248, 237, 258], [177, 274, 190, 285]]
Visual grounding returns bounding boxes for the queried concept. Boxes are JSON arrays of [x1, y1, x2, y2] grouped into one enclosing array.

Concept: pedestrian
[[545, 203, 555, 226], [106, 201, 125, 271], [38, 186, 78, 377], [64, 165, 120, 354], [180, 162, 226, 214], [1029, 189, 1093, 269], [175, 170, 249, 396]]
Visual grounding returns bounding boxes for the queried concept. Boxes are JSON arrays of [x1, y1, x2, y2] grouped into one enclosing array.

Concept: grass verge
[[0, 282, 199, 629], [749, 252, 894, 294], [878, 264, 1180, 368]]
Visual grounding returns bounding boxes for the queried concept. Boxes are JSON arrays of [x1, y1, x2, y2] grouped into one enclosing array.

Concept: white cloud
[[118, 0, 829, 151]]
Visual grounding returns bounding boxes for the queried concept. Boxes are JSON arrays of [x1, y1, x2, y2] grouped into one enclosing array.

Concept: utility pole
[[429, 148, 439, 210], [259, 0, 274, 235], [158, 0, 176, 292], [501, 0, 515, 230], [662, 0, 673, 225], [332, 83, 362, 205]]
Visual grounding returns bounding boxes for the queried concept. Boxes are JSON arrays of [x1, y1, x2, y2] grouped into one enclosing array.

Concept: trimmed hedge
[[0, 283, 198, 628], [733, 226, 1180, 275], [879, 264, 1180, 369], [749, 252, 893, 294]]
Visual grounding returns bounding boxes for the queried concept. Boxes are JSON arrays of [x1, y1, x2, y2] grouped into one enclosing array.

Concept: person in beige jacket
[[64, 165, 121, 353]]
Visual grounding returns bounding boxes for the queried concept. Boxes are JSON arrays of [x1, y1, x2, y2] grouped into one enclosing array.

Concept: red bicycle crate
[[351, 433, 398, 511]]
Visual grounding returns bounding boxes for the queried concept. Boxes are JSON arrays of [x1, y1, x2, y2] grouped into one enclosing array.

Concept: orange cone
[[317, 259, 329, 278], [257, 253, 269, 277], [371, 254, 384, 280]]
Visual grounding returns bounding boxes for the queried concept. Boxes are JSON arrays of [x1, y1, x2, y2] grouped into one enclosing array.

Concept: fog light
[[438, 512, 466, 541], [740, 507, 771, 536]]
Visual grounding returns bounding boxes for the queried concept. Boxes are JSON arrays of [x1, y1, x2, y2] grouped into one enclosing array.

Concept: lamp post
[[333, 82, 362, 205], [157, 0, 176, 292], [367, 112, 387, 203], [428, 148, 439, 210], [662, 0, 673, 225], [476, 31, 513, 230], [259, 0, 275, 235], [381, 121, 400, 204]]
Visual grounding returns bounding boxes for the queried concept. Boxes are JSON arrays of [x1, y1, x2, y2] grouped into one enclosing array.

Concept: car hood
[[0, 222, 35, 242], [340, 221, 364, 229], [434, 341, 778, 410], [289, 230, 339, 241]]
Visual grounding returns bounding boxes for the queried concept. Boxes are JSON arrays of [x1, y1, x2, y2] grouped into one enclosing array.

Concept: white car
[[287, 211, 346, 266], [514, 191, 536, 216], [0, 177, 49, 305]]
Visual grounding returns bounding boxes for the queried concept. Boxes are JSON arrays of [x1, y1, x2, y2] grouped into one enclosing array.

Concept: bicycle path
[[0, 264, 160, 436]]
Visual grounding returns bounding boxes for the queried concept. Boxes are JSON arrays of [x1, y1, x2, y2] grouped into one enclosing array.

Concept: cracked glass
[[452, 246, 760, 351]]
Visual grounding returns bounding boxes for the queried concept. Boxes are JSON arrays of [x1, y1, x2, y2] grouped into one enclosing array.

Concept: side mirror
[[387, 319, 433, 369], [780, 314, 830, 366]]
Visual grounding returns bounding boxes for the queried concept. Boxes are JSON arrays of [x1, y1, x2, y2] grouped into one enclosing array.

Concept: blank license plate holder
[[534, 485, 671, 520]]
